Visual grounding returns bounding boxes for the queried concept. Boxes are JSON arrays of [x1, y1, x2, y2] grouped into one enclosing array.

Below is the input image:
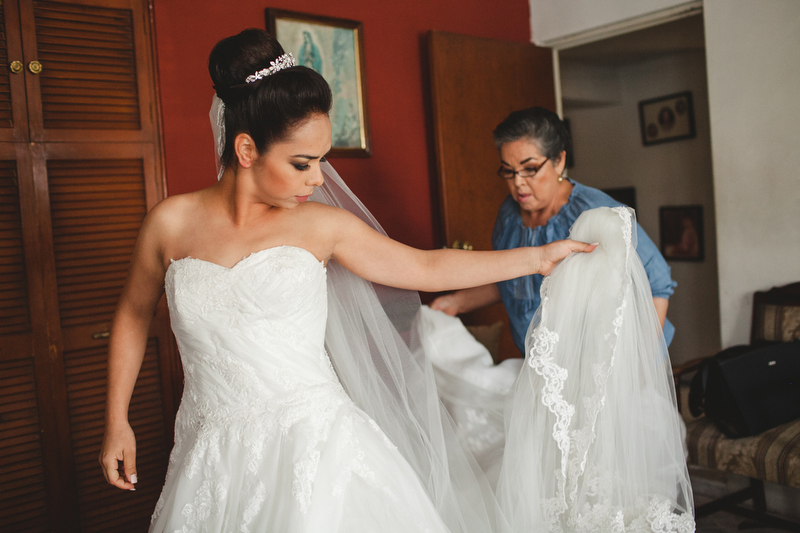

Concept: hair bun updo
[[209, 28, 332, 167], [492, 107, 571, 164]]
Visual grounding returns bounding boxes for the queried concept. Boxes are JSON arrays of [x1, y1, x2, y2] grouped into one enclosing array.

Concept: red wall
[[153, 0, 531, 249]]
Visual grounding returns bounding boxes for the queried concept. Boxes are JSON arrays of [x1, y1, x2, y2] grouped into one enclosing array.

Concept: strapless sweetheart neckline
[[167, 244, 324, 273]]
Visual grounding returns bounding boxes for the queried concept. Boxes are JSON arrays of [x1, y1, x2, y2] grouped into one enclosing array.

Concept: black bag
[[688, 340, 800, 438]]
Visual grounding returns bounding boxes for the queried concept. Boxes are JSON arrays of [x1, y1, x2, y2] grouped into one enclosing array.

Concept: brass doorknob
[[9, 60, 22, 74], [450, 240, 473, 251], [28, 60, 42, 74]]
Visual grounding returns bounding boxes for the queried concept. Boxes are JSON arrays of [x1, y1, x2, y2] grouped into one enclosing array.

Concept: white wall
[[562, 50, 720, 364], [703, 0, 800, 348], [529, 0, 696, 45]]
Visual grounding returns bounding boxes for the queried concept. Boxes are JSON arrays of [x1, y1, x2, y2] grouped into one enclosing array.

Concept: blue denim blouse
[[492, 180, 676, 353]]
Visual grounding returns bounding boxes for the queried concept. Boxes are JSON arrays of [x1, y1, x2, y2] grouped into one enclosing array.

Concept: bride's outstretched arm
[[99, 206, 169, 492], [326, 207, 595, 292]]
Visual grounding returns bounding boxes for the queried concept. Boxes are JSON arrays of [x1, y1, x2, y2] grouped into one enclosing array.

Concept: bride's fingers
[[547, 240, 596, 262], [101, 450, 136, 491], [539, 240, 598, 276], [565, 240, 598, 253]]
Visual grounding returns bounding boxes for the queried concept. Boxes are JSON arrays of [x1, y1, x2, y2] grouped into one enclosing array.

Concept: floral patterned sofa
[[673, 282, 800, 529]]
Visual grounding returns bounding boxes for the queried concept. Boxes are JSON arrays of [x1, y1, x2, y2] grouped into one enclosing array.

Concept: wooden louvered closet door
[[0, 1, 177, 531]]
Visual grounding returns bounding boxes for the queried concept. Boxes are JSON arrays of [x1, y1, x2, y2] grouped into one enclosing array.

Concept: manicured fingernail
[[130, 474, 138, 484], [129, 487, 136, 491], [591, 242, 599, 246]]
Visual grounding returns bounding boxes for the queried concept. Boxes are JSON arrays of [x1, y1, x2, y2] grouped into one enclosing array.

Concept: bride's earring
[[558, 175, 564, 182]]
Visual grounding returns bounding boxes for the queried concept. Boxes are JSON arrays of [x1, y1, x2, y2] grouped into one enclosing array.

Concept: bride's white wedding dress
[[170, 97, 502, 532], [149, 246, 451, 532]]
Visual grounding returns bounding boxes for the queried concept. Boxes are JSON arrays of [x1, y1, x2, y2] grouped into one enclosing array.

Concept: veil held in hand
[[496, 206, 694, 532]]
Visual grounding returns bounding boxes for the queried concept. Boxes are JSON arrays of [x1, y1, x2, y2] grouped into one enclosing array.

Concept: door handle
[[450, 240, 473, 250]]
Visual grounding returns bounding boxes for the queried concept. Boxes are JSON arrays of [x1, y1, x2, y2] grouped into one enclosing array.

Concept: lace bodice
[[151, 245, 452, 532], [161, 246, 352, 514], [166, 245, 339, 399]]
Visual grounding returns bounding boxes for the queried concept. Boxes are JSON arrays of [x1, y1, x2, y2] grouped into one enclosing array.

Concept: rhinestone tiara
[[245, 53, 297, 83]]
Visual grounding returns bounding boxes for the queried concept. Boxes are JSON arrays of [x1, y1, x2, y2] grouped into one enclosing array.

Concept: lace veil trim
[[499, 206, 693, 532]]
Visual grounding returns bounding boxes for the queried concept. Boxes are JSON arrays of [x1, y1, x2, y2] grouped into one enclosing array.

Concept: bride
[[98, 29, 594, 532]]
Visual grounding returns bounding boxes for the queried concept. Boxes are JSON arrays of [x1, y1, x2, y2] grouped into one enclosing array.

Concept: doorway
[[556, 15, 720, 365]]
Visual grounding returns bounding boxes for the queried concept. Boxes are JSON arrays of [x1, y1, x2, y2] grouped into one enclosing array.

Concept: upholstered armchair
[[672, 282, 800, 529]]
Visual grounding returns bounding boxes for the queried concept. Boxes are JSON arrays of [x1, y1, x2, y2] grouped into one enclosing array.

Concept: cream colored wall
[[703, 0, 800, 348], [562, 50, 720, 364], [529, 0, 697, 45]]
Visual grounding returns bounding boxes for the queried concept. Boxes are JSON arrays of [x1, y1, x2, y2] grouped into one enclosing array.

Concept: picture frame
[[563, 117, 575, 169], [638, 91, 696, 146], [266, 8, 371, 157], [659, 205, 704, 262], [602, 186, 637, 212]]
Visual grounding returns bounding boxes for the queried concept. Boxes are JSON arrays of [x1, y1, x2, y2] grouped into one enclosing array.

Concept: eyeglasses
[[497, 157, 549, 180]]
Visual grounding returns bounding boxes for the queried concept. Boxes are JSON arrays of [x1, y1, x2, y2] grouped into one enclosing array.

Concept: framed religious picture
[[659, 205, 704, 261], [266, 8, 371, 157], [638, 91, 696, 146]]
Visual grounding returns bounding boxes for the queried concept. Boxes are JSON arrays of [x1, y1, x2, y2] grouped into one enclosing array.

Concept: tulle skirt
[[149, 388, 450, 532]]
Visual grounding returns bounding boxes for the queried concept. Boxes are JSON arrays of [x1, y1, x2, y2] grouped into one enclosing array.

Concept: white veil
[[495, 206, 694, 532], [209, 95, 506, 533]]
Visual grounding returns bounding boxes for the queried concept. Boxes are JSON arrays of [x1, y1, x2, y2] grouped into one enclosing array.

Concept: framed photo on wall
[[659, 205, 704, 261], [266, 8, 371, 157], [602, 186, 637, 212], [638, 91, 696, 146]]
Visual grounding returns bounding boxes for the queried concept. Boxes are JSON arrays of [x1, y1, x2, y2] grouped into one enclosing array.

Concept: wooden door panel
[[429, 31, 555, 360], [37, 144, 174, 530], [0, 0, 31, 142], [0, 159, 31, 334], [20, 0, 156, 143], [64, 339, 168, 532], [0, 1, 169, 529], [0, 143, 72, 530], [47, 158, 145, 328], [0, 358, 51, 532], [0, 4, 15, 130]]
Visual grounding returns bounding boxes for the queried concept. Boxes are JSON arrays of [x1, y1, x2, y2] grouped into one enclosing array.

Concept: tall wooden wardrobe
[[0, 1, 177, 531]]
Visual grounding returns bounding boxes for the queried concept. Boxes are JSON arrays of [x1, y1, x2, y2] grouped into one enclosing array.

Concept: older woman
[[432, 107, 676, 351]]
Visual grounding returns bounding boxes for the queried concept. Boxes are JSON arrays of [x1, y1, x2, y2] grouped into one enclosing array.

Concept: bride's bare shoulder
[[145, 191, 203, 230], [138, 190, 211, 255], [303, 200, 360, 223], [299, 200, 366, 236]]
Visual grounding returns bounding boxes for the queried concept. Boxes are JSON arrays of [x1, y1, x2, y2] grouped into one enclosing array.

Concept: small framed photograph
[[638, 91, 695, 146], [266, 8, 371, 157], [659, 205, 704, 262]]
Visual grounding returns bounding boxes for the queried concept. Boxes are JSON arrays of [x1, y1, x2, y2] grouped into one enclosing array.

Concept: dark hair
[[492, 107, 571, 163], [208, 29, 332, 167]]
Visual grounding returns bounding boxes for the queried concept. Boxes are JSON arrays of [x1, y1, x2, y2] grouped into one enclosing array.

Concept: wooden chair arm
[[671, 355, 713, 414], [672, 356, 710, 379]]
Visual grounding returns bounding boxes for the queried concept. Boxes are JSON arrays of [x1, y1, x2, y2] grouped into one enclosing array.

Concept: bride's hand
[[99, 421, 138, 491], [538, 239, 597, 276]]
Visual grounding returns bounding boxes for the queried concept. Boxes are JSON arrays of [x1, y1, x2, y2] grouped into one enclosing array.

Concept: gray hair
[[492, 107, 570, 162]]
